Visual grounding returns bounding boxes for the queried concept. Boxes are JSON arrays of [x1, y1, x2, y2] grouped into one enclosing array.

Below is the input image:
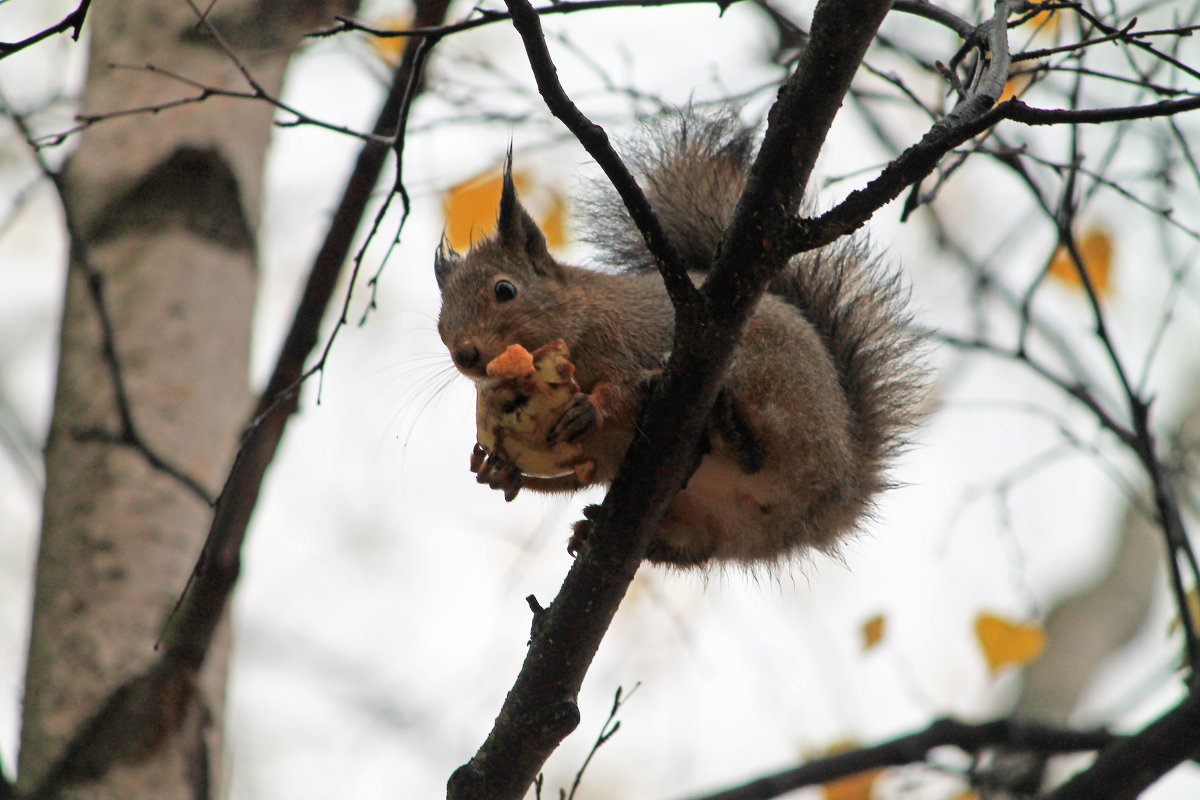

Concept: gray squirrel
[[434, 113, 923, 567]]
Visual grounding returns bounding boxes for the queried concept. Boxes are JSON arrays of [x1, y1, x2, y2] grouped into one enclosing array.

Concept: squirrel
[[434, 113, 923, 567]]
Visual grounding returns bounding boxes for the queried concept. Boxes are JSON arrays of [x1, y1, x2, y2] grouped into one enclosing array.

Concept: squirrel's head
[[434, 158, 569, 380]]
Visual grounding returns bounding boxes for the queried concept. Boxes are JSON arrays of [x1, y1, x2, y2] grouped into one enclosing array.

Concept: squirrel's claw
[[471, 444, 524, 501], [566, 504, 603, 556], [469, 443, 488, 473], [548, 392, 600, 444]]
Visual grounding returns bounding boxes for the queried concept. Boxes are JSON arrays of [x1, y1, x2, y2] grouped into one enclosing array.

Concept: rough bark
[[16, 1, 354, 798]]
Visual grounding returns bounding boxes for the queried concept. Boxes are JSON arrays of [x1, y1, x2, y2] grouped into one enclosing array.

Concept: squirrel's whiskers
[[366, 351, 464, 461]]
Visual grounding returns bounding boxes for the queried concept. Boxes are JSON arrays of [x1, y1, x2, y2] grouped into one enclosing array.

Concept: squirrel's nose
[[453, 342, 482, 372]]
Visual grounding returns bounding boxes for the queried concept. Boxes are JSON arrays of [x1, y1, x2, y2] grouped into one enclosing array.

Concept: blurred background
[[2, 0, 1199, 798]]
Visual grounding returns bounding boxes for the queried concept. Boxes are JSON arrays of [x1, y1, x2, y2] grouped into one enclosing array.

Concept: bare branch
[[1045, 687, 1200, 800], [563, 684, 639, 800], [673, 716, 1117, 800], [0, 0, 91, 61], [891, 0, 975, 39], [932, 331, 1138, 450], [502, 0, 697, 311], [446, 2, 893, 797], [313, 0, 736, 41], [1, 94, 214, 507]]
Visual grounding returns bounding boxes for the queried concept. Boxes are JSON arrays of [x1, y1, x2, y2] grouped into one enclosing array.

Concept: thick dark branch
[[704, 0, 902, 307], [446, 2, 892, 799], [674, 717, 1117, 800], [1003, 95, 1200, 126], [502, 0, 696, 311], [0, 0, 91, 60], [788, 87, 1200, 258], [892, 0, 974, 39], [1045, 687, 1200, 800], [787, 1, 1012, 253]]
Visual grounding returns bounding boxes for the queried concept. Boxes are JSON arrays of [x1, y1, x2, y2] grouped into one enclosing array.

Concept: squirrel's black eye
[[494, 279, 518, 302]]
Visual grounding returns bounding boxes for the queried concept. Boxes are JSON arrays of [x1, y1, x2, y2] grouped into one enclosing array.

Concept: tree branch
[[789, 93, 1200, 258], [314, 0, 736, 41], [787, 1, 1012, 253], [1045, 687, 1200, 800], [891, 0, 975, 39], [502, 0, 698, 315], [673, 717, 1117, 800], [446, 2, 893, 798], [0, 0, 91, 60]]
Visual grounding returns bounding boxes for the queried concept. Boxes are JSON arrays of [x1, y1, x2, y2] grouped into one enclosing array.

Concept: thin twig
[[564, 684, 640, 800], [502, 0, 695, 307], [2, 92, 214, 506], [0, 0, 91, 60], [314, 0, 737, 41]]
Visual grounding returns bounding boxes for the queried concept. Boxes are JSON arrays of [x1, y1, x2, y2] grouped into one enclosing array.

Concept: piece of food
[[475, 340, 596, 481], [485, 343, 535, 380]]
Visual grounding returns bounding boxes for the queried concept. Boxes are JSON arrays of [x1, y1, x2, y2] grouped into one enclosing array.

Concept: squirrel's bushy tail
[[580, 111, 924, 503], [579, 112, 753, 275]]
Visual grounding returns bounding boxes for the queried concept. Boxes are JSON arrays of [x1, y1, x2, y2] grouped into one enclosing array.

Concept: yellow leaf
[[1047, 228, 1114, 298], [861, 614, 886, 651], [442, 168, 566, 252], [975, 612, 1045, 675], [1015, 0, 1062, 36], [539, 192, 568, 251], [443, 171, 510, 251], [997, 71, 1035, 104], [824, 769, 881, 800], [367, 15, 412, 67], [819, 741, 882, 800]]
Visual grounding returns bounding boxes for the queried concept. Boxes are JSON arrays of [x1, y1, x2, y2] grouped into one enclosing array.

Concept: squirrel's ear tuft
[[497, 149, 554, 273], [434, 234, 461, 290]]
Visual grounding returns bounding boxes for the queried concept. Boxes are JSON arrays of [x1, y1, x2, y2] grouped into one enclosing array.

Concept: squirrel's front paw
[[548, 392, 601, 444], [471, 443, 523, 501]]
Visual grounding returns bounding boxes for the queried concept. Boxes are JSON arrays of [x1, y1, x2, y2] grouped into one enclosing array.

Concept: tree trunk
[[16, 2, 353, 797]]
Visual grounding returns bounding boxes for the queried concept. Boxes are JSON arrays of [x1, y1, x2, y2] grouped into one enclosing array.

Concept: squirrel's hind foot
[[567, 503, 603, 556]]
